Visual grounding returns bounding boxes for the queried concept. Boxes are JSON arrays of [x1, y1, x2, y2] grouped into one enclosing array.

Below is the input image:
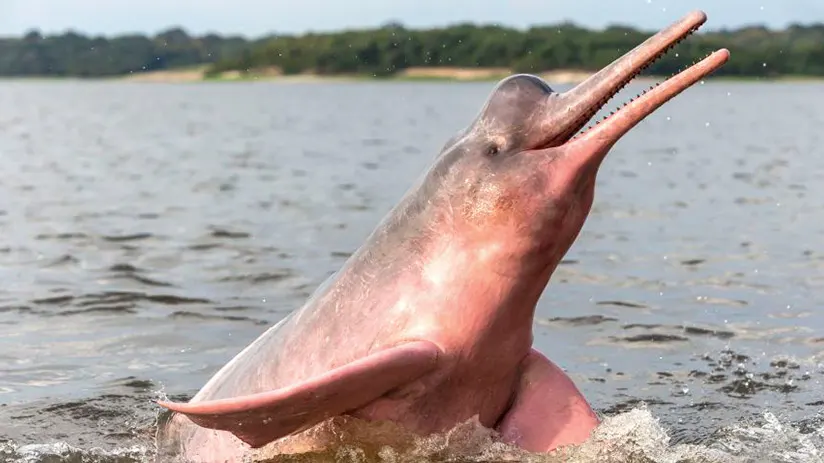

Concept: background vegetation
[[1, 21, 822, 78]]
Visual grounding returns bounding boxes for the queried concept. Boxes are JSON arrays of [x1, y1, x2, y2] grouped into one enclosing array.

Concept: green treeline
[[0, 28, 248, 77], [208, 22, 824, 78], [1, 21, 824, 78]]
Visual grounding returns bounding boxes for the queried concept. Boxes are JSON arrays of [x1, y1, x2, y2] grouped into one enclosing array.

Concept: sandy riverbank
[[114, 65, 814, 84], [119, 65, 601, 84], [119, 66, 212, 83]]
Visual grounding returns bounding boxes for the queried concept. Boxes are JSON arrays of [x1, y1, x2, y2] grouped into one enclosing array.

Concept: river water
[[0, 79, 823, 462]]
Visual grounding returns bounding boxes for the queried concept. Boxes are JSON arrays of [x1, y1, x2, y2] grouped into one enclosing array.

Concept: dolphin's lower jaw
[[156, 11, 729, 461]]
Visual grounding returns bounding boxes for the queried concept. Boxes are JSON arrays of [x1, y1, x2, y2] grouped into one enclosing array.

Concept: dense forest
[[0, 28, 249, 77], [1, 21, 823, 78]]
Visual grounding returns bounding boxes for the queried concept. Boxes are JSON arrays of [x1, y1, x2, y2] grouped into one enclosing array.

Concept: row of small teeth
[[572, 24, 702, 138]]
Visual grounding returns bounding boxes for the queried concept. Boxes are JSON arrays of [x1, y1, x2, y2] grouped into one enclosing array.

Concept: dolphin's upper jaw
[[531, 10, 727, 155]]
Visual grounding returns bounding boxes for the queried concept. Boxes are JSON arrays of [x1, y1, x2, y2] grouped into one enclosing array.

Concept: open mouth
[[552, 10, 729, 148]]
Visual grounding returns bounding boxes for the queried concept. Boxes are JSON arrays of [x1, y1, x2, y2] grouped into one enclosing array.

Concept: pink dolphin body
[[158, 11, 729, 462]]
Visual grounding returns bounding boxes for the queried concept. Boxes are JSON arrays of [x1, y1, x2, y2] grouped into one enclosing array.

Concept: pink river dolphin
[[157, 10, 729, 462]]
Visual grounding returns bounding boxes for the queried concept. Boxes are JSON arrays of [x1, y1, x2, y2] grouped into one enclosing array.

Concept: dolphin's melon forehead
[[491, 74, 555, 102], [432, 74, 557, 159], [467, 74, 560, 154], [481, 75, 555, 123]]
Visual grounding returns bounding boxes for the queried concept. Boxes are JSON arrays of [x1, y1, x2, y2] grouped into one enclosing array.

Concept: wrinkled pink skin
[[158, 11, 729, 462]]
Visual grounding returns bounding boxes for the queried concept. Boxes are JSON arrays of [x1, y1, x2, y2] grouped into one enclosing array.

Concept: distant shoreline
[[113, 65, 597, 84], [1, 66, 821, 84], [111, 66, 824, 84]]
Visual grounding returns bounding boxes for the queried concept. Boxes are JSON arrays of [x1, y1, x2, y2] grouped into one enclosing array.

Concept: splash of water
[[245, 406, 824, 463], [0, 441, 151, 463], [3, 407, 823, 462]]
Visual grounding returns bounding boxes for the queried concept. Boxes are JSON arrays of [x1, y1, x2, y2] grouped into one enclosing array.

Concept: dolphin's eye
[[486, 144, 500, 157]]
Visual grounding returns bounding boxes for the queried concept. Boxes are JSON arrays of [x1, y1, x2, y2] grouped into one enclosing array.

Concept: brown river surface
[[1, 79, 823, 462]]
